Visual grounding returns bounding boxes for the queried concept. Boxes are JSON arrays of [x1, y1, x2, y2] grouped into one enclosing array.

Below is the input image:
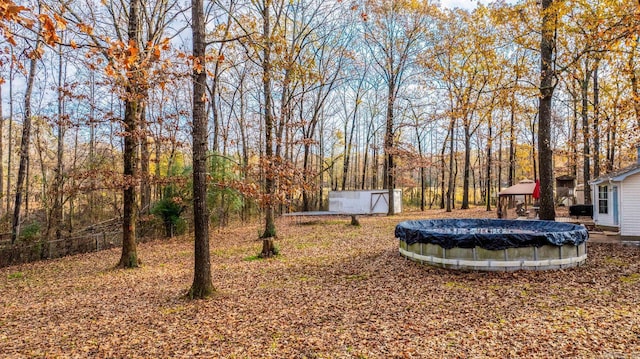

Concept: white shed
[[590, 162, 640, 237], [328, 189, 402, 214]]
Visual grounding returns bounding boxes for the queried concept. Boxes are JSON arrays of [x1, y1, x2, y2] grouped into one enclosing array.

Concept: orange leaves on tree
[[0, 1, 32, 46], [125, 39, 139, 69], [38, 14, 60, 44], [193, 56, 204, 73], [160, 38, 170, 51], [53, 13, 66, 30], [101, 36, 171, 90], [27, 46, 44, 59], [78, 23, 93, 36], [0, 1, 28, 22], [249, 156, 317, 208]]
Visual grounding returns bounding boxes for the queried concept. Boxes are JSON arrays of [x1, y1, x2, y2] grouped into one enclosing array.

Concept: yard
[[1, 208, 639, 358]]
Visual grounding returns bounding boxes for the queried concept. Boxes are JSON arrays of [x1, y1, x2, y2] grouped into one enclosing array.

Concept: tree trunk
[[606, 102, 617, 173], [571, 88, 578, 178], [497, 124, 502, 194], [88, 73, 96, 222], [592, 62, 600, 179], [319, 116, 325, 208], [486, 120, 492, 211], [537, 0, 556, 220], [362, 119, 375, 190], [261, 0, 277, 255], [416, 126, 425, 211], [6, 69, 13, 215], [508, 100, 516, 187], [0, 85, 3, 218], [140, 105, 151, 215], [50, 41, 66, 241], [630, 35, 640, 127], [446, 117, 455, 212], [69, 125, 79, 233], [439, 130, 448, 209], [11, 28, 41, 244], [118, 0, 142, 268], [385, 79, 396, 215], [302, 142, 312, 211], [581, 62, 592, 205], [342, 108, 357, 191], [461, 123, 471, 209], [189, 0, 214, 298], [531, 114, 537, 181]]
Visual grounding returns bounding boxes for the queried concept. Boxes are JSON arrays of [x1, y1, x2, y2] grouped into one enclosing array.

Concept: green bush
[[208, 154, 246, 227], [151, 198, 186, 238], [20, 222, 41, 242]]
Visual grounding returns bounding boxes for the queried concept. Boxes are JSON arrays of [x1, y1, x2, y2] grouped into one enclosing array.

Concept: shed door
[[613, 186, 619, 226]]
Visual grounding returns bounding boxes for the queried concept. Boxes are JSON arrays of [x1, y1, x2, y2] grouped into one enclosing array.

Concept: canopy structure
[[497, 179, 540, 218], [498, 179, 536, 196]]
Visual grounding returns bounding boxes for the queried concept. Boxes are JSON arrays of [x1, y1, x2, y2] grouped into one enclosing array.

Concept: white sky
[[440, 0, 479, 9], [439, 0, 502, 10]]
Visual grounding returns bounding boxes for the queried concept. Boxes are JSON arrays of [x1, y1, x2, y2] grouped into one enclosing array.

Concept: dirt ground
[[1, 208, 638, 358]]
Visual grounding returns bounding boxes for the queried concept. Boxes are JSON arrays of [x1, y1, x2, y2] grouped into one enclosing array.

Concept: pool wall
[[396, 219, 589, 271], [399, 240, 587, 271]]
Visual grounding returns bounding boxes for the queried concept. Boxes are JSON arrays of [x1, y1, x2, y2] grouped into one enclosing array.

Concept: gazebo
[[497, 179, 540, 218]]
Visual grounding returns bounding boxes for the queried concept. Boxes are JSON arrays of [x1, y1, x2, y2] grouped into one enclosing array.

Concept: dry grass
[[1, 208, 639, 358]]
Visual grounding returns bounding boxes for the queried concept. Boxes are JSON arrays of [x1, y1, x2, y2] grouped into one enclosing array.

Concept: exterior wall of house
[[592, 183, 616, 228], [620, 172, 640, 236]]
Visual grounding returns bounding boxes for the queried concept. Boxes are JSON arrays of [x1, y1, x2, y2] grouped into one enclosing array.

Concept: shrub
[[151, 198, 186, 238], [20, 222, 41, 242]]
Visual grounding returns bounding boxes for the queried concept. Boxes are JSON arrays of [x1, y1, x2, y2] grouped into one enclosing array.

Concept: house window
[[598, 185, 608, 214]]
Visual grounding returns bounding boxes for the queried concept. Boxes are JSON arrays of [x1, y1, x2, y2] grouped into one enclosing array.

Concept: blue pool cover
[[395, 219, 589, 250]]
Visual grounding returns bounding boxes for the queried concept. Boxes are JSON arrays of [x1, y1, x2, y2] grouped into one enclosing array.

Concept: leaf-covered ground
[[1, 208, 639, 358]]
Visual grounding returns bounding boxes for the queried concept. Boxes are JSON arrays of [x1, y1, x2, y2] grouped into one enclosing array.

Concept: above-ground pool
[[396, 219, 588, 271]]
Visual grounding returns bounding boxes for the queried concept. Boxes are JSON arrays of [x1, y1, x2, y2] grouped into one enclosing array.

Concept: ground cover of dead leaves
[[1, 208, 639, 358]]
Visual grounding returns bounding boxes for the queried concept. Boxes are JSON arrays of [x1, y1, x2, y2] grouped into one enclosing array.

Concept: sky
[[440, 0, 483, 9], [2, 0, 517, 117], [440, 0, 509, 10]]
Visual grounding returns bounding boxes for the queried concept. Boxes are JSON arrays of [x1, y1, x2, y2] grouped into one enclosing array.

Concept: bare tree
[[362, 0, 432, 215]]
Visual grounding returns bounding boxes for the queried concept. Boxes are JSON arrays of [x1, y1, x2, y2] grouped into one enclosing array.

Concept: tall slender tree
[[362, 0, 432, 215], [189, 0, 214, 298], [117, 0, 143, 267], [537, 0, 557, 220], [11, 10, 42, 243], [0, 84, 3, 218], [259, 0, 278, 256]]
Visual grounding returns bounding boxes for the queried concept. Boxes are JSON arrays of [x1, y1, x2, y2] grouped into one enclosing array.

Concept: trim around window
[[598, 185, 608, 214]]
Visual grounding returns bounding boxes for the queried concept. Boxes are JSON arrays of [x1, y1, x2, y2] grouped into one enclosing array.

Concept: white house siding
[[593, 183, 616, 227], [620, 173, 640, 236]]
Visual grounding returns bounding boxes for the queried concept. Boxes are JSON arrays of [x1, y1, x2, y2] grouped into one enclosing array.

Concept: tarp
[[395, 219, 589, 250]]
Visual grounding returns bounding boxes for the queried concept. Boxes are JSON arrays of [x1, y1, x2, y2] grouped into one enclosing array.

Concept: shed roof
[[590, 163, 640, 185], [498, 180, 536, 196]]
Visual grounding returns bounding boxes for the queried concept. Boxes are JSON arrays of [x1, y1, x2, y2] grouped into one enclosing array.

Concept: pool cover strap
[[395, 219, 589, 250]]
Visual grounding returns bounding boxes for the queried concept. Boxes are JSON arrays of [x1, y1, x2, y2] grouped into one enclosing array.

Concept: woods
[[0, 0, 639, 265]]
